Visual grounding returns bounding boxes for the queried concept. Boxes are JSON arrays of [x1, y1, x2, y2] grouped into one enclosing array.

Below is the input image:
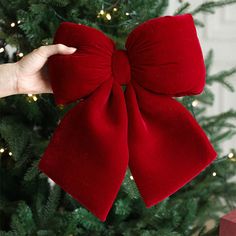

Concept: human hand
[[15, 44, 76, 94]]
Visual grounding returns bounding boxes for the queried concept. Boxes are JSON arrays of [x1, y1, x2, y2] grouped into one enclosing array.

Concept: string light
[[0, 146, 13, 157], [98, 6, 117, 20], [48, 177, 55, 188], [130, 175, 134, 180], [192, 100, 199, 107], [27, 94, 38, 102], [125, 12, 130, 16], [228, 152, 234, 159], [18, 52, 24, 57], [17, 20, 21, 24], [10, 22, 16, 27], [99, 9, 105, 15], [0, 47, 4, 53], [212, 172, 217, 177], [106, 13, 112, 20]]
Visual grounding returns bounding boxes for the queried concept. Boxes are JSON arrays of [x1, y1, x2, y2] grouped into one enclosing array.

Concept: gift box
[[219, 209, 236, 236]]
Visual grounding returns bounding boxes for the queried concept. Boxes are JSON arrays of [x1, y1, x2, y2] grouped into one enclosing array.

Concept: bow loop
[[48, 22, 115, 105], [126, 14, 206, 96]]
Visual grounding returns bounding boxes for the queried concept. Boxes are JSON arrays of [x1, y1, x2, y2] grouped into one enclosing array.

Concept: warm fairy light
[[0, 148, 4, 153], [17, 20, 21, 24], [9, 152, 12, 156], [113, 7, 118, 11], [212, 172, 217, 177], [125, 12, 130, 16], [27, 94, 37, 102], [106, 13, 111, 20], [228, 152, 234, 159], [130, 175, 134, 180], [10, 22, 16, 27], [0, 47, 4, 53], [99, 9, 105, 15], [192, 100, 199, 107], [18, 52, 24, 57], [48, 177, 55, 187]]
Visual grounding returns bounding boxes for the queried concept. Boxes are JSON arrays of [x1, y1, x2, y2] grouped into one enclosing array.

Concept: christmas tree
[[0, 0, 236, 235]]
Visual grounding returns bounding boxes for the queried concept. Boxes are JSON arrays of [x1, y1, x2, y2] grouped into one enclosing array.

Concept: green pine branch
[[190, 0, 236, 15], [42, 185, 61, 223], [207, 68, 236, 92]]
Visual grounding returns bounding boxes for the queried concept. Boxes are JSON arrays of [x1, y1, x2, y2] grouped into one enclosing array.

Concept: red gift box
[[220, 209, 236, 236]]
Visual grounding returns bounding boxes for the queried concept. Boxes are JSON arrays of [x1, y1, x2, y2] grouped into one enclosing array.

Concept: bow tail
[[39, 80, 129, 221], [125, 82, 217, 207]]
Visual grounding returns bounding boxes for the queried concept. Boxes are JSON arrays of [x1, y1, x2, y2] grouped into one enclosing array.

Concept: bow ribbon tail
[[125, 81, 217, 207], [39, 80, 129, 221]]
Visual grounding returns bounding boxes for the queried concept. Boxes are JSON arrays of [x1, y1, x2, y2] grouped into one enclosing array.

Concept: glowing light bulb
[[113, 7, 118, 11], [9, 152, 12, 156], [28, 94, 33, 97], [125, 12, 130, 16], [48, 177, 55, 187], [228, 152, 234, 158], [18, 52, 24, 57], [32, 96, 38, 101], [106, 13, 111, 20], [0, 148, 4, 153], [99, 9, 105, 15], [212, 172, 217, 177], [10, 22, 16, 27], [192, 100, 199, 107], [0, 47, 4, 53], [130, 175, 134, 180], [17, 20, 21, 24]]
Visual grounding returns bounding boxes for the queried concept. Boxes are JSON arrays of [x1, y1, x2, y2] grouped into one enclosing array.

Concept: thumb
[[36, 44, 77, 58]]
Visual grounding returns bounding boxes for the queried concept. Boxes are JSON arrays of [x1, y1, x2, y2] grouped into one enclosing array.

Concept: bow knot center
[[112, 49, 131, 85]]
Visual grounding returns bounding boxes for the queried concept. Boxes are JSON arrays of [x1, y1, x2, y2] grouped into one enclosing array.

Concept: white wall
[[167, 1, 236, 153]]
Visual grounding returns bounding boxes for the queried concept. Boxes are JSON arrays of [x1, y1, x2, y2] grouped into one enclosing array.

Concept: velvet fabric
[[38, 14, 217, 221]]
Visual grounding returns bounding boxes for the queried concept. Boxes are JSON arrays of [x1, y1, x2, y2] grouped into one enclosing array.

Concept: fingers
[[35, 44, 77, 58]]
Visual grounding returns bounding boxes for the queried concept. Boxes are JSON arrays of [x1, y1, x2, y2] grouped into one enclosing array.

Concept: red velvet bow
[[39, 14, 217, 221]]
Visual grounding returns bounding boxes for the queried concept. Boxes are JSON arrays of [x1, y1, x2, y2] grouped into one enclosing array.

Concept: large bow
[[39, 14, 217, 221]]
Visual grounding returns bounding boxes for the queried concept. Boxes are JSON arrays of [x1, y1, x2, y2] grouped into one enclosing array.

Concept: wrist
[[14, 61, 23, 94], [12, 62, 19, 94], [0, 62, 18, 98]]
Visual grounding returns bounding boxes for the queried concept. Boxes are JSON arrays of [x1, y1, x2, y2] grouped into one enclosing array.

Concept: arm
[[0, 44, 76, 98]]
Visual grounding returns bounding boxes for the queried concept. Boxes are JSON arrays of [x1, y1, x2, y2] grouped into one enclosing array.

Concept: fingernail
[[69, 47, 77, 52]]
